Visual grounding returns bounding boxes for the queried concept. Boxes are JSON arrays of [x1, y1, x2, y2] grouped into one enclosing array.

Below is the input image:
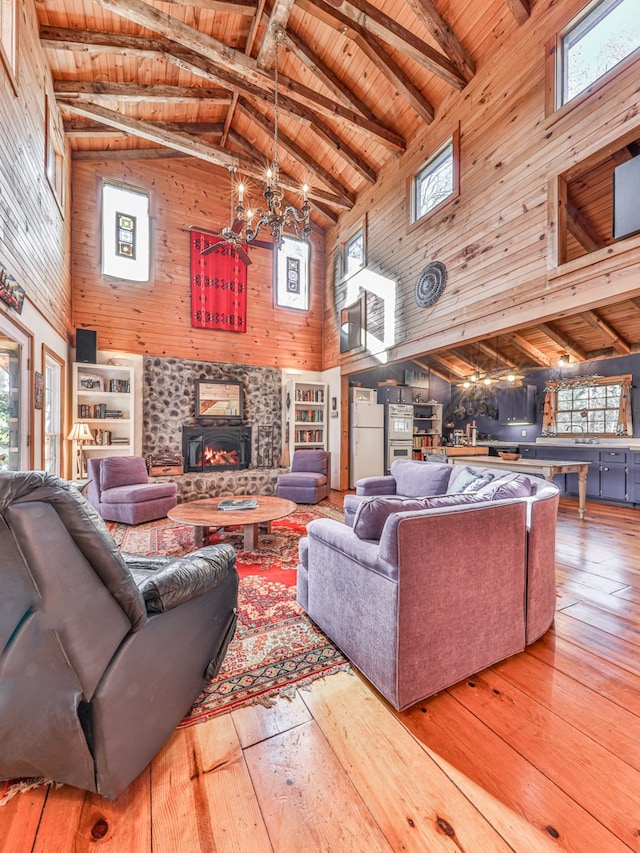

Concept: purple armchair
[[276, 449, 331, 504], [87, 456, 178, 525]]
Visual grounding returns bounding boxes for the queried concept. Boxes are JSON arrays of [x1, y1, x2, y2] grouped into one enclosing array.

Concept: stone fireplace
[[182, 424, 251, 473]]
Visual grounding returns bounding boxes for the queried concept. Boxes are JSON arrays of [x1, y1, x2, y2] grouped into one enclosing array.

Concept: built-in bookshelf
[[285, 379, 328, 459], [412, 400, 443, 459], [72, 362, 135, 476]]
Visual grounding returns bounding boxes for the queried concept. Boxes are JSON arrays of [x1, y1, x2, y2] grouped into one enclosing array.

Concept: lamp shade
[[67, 422, 93, 442]]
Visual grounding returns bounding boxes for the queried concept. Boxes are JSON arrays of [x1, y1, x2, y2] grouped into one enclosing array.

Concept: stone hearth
[[150, 468, 287, 502]]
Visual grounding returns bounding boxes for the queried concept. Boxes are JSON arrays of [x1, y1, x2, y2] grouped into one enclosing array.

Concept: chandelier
[[234, 25, 311, 248]]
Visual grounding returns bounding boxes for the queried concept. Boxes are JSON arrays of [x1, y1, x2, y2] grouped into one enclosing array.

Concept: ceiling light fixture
[[234, 25, 311, 248]]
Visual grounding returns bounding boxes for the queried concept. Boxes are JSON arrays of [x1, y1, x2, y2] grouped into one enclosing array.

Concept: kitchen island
[[450, 456, 590, 520]]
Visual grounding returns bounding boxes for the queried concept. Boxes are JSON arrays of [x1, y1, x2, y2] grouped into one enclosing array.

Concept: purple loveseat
[[87, 456, 178, 525], [297, 460, 559, 711]]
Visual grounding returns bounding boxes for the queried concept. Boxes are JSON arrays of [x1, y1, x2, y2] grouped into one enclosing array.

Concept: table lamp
[[67, 421, 93, 479]]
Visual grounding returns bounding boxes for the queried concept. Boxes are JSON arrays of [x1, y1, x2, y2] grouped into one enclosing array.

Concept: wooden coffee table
[[168, 494, 297, 551]]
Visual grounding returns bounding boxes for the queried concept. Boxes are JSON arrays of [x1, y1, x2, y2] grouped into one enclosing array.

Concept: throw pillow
[[447, 466, 495, 494], [352, 493, 488, 541], [100, 456, 148, 491], [390, 459, 453, 497], [477, 475, 533, 500]]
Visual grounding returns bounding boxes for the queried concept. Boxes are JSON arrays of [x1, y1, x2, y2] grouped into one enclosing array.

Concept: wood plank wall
[[71, 157, 325, 371], [324, 0, 640, 374], [0, 2, 71, 337]]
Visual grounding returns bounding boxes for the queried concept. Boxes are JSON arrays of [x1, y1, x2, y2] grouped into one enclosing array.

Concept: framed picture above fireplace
[[195, 380, 244, 420]]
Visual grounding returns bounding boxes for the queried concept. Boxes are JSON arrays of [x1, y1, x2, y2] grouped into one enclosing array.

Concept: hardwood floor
[[2, 496, 639, 852]]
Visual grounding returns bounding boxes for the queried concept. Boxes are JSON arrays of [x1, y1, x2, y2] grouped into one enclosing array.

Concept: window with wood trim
[[275, 236, 310, 311], [557, 0, 640, 109], [101, 181, 151, 282], [45, 96, 65, 215], [341, 218, 367, 281], [542, 375, 632, 436], [410, 133, 459, 227], [0, 0, 17, 93]]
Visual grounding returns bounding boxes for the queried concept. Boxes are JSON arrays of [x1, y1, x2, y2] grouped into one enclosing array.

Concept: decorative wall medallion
[[415, 261, 447, 308]]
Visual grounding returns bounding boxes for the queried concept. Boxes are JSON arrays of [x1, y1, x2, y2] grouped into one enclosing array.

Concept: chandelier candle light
[[235, 26, 311, 247]]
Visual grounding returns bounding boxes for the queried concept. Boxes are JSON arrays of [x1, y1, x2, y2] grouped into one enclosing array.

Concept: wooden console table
[[451, 456, 591, 520]]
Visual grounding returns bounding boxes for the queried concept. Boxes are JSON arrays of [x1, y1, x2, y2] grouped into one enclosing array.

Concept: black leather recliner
[[0, 471, 238, 798]]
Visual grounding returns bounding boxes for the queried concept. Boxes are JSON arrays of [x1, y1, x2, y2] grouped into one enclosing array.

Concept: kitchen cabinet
[[377, 385, 413, 404], [598, 450, 628, 502], [554, 448, 628, 503], [497, 385, 537, 425], [633, 453, 640, 503]]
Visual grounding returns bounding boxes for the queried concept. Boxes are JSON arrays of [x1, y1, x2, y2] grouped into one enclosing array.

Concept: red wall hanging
[[190, 230, 248, 333]]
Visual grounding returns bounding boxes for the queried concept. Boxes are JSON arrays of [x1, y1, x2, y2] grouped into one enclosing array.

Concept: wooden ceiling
[[37, 0, 640, 376], [37, 0, 525, 226]]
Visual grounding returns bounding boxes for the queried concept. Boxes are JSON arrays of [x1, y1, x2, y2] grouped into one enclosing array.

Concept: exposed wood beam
[[355, 32, 434, 124], [54, 80, 232, 104], [581, 310, 631, 355], [236, 98, 354, 206], [72, 148, 190, 161], [566, 198, 603, 253], [59, 99, 241, 167], [256, 2, 295, 70], [42, 26, 401, 154], [449, 348, 478, 374], [243, 94, 377, 183], [85, 1, 405, 151], [508, 332, 552, 367], [220, 0, 267, 147], [285, 27, 377, 121], [59, 100, 349, 208], [611, 147, 635, 166], [504, 0, 530, 25], [64, 119, 225, 137], [422, 355, 466, 381], [629, 296, 640, 314], [163, 0, 256, 12], [476, 341, 519, 370], [402, 0, 475, 83], [537, 322, 587, 362], [298, 0, 466, 90], [412, 357, 452, 384]]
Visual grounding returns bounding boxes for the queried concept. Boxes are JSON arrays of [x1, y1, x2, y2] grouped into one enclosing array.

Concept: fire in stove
[[183, 424, 251, 472], [198, 446, 240, 468]]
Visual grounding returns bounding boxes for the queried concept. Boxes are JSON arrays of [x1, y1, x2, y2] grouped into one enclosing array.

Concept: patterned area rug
[[112, 500, 349, 725], [0, 501, 348, 805]]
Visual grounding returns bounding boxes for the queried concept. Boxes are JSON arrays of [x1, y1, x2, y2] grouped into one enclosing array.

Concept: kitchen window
[[542, 375, 632, 436]]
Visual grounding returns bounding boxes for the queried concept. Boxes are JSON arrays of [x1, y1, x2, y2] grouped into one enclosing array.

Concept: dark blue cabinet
[[497, 385, 537, 425]]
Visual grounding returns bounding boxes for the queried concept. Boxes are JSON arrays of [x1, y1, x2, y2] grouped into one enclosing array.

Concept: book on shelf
[[217, 498, 258, 511]]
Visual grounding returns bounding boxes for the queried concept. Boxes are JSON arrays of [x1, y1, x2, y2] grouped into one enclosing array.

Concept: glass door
[[43, 348, 64, 475], [0, 314, 30, 471]]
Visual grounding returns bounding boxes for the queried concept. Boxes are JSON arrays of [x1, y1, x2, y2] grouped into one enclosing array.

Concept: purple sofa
[[276, 449, 331, 504], [87, 456, 178, 525], [297, 460, 559, 711]]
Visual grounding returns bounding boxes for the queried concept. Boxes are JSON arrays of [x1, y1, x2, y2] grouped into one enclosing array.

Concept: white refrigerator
[[350, 388, 385, 488]]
